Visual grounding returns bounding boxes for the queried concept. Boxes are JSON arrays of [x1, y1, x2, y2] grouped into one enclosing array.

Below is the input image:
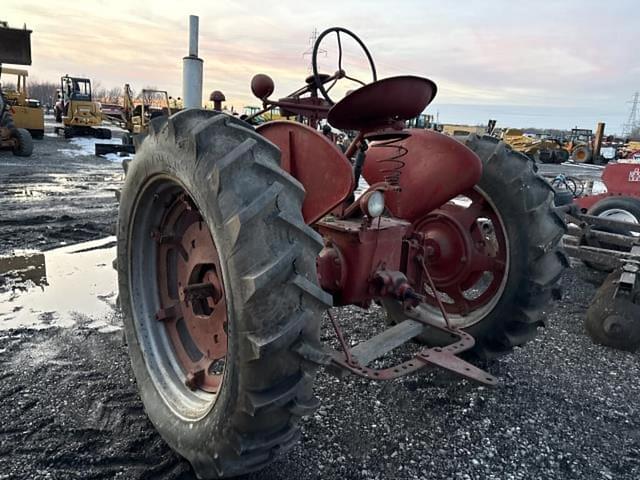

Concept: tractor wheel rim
[[415, 187, 509, 328], [598, 208, 640, 236], [129, 176, 227, 419]]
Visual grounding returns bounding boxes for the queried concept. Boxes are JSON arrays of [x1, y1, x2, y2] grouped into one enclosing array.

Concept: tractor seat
[[305, 73, 331, 85], [327, 75, 437, 131]]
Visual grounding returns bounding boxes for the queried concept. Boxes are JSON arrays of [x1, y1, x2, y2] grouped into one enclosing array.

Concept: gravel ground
[[0, 130, 639, 479], [0, 119, 123, 255]]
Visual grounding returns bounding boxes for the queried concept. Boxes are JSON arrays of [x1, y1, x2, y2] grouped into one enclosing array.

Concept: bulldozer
[[54, 75, 111, 139], [96, 84, 172, 155], [0, 21, 33, 157], [0, 66, 44, 139], [116, 27, 566, 478], [501, 128, 569, 163]]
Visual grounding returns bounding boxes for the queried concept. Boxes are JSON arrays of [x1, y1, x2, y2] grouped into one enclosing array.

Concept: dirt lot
[[0, 132, 639, 479], [0, 122, 122, 256]]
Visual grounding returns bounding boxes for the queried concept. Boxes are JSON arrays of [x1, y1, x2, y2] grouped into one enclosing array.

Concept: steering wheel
[[312, 27, 377, 105]]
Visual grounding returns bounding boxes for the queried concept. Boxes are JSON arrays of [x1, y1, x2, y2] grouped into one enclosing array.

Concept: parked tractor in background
[[116, 27, 566, 478], [564, 127, 594, 163], [96, 84, 172, 156], [0, 21, 33, 157], [0, 67, 44, 139], [54, 75, 111, 139]]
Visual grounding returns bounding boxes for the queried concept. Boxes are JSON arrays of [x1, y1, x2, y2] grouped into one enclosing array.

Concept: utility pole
[[622, 92, 639, 138]]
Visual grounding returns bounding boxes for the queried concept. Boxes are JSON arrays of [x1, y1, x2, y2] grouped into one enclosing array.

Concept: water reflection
[[0, 237, 119, 332], [0, 252, 47, 288]]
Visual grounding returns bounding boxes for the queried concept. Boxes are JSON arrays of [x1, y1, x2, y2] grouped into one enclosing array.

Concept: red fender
[[363, 129, 483, 222], [257, 121, 354, 224]]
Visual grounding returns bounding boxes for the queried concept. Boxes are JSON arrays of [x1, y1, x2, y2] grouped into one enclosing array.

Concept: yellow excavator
[[96, 83, 172, 155], [0, 21, 33, 156], [0, 66, 44, 139], [54, 75, 111, 139]]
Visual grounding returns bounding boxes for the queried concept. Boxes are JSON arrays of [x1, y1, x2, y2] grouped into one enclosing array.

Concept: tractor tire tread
[[462, 134, 567, 357], [118, 109, 329, 479]]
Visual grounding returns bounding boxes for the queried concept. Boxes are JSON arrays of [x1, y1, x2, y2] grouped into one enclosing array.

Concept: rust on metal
[[327, 76, 436, 131], [257, 121, 354, 224], [328, 307, 496, 385], [407, 189, 507, 317], [316, 216, 410, 306], [363, 129, 483, 222], [156, 194, 228, 393]]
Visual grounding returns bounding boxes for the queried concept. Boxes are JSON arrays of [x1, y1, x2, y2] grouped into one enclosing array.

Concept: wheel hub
[[414, 188, 508, 322], [419, 213, 472, 287], [157, 195, 228, 393]]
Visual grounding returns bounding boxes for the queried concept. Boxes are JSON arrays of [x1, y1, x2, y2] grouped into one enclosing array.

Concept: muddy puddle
[[0, 237, 120, 332]]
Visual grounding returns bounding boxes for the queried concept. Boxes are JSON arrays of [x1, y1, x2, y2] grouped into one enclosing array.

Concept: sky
[[3, 0, 639, 133]]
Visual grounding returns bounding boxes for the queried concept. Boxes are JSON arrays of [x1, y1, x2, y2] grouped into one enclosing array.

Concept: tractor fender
[[363, 129, 482, 222], [257, 121, 354, 224]]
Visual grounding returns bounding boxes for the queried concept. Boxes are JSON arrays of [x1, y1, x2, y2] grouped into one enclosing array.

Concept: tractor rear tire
[[448, 136, 567, 357], [391, 135, 567, 359], [572, 145, 592, 163], [11, 128, 33, 157], [117, 110, 331, 478]]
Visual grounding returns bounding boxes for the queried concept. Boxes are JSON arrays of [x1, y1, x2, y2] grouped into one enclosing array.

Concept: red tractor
[[116, 28, 566, 478]]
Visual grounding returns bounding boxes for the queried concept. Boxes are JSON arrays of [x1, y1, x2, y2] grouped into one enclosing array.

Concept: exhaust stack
[[182, 15, 203, 109]]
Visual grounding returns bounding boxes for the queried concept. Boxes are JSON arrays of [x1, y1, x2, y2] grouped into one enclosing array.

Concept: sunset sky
[[3, 0, 639, 132]]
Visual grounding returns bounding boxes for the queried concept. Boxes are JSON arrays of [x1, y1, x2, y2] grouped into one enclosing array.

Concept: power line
[[622, 91, 639, 138], [303, 28, 326, 72]]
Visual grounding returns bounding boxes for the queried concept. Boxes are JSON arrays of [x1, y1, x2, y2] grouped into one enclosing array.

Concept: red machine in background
[[575, 162, 640, 212], [556, 161, 640, 354]]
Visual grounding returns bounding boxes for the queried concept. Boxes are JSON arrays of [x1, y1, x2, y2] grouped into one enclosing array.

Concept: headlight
[[361, 190, 385, 218]]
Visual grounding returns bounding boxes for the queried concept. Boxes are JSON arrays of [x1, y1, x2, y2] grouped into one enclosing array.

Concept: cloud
[[3, 0, 638, 130]]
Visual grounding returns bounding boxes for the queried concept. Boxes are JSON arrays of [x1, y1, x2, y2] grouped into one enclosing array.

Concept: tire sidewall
[[460, 158, 531, 340], [588, 196, 640, 228], [117, 136, 240, 465]]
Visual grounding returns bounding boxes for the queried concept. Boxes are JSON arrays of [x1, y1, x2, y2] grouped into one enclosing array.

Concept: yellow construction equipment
[[501, 128, 569, 163], [0, 66, 44, 139], [54, 75, 111, 139], [563, 128, 593, 163], [0, 21, 33, 157], [96, 84, 173, 155]]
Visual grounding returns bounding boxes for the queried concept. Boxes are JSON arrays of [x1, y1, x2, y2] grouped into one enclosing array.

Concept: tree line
[[2, 79, 162, 107]]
